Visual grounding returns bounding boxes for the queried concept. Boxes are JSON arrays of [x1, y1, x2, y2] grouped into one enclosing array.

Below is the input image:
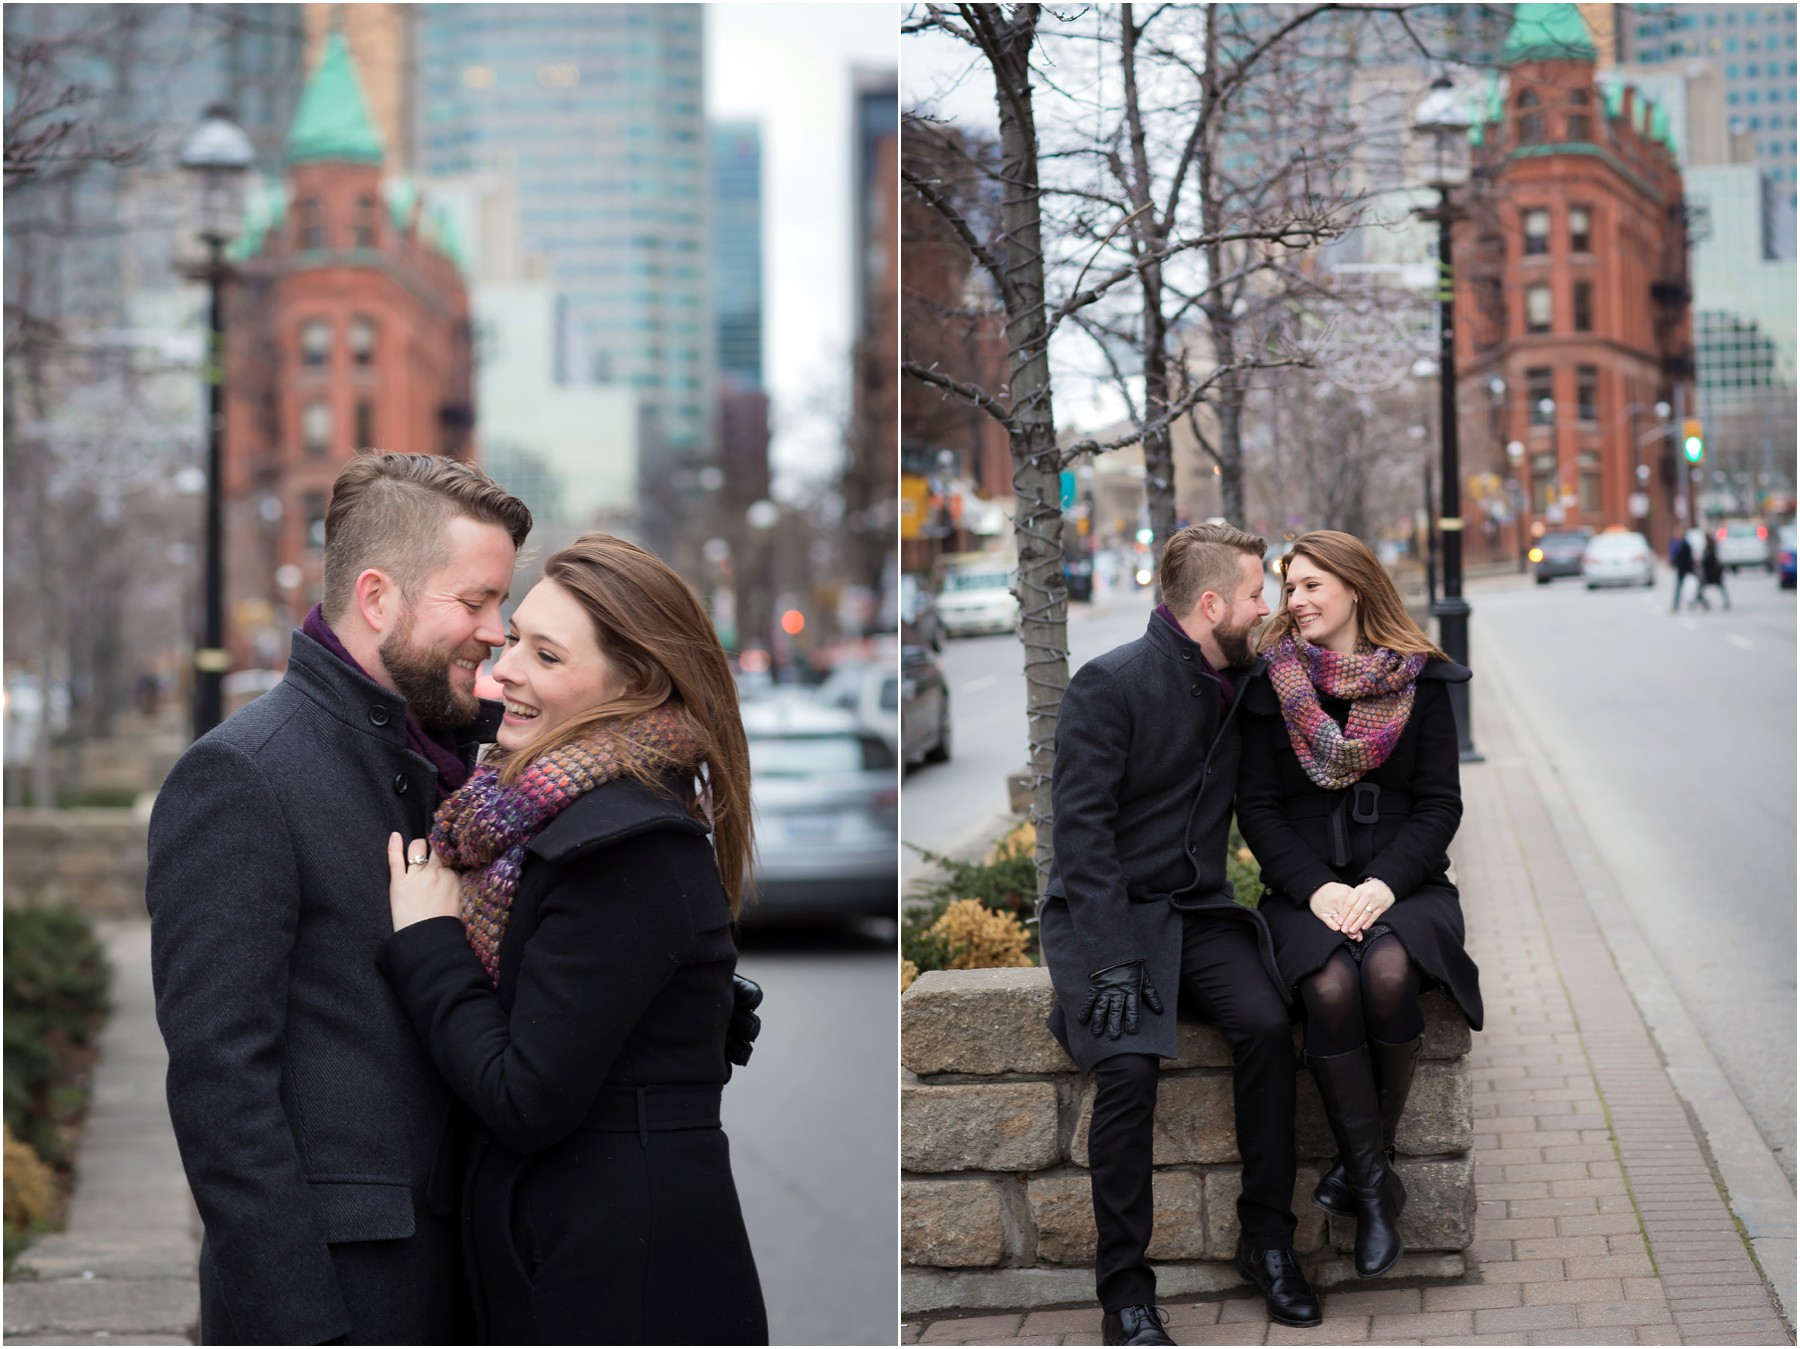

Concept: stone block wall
[[901, 966, 1474, 1318], [4, 808, 150, 919]]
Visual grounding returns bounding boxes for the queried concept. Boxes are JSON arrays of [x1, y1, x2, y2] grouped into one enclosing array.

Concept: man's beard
[[1214, 613, 1258, 669], [380, 613, 487, 734]]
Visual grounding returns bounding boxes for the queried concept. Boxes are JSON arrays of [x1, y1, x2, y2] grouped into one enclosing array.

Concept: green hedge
[[3, 905, 110, 1271]]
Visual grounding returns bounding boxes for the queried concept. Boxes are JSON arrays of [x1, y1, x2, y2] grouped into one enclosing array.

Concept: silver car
[[741, 700, 897, 920]]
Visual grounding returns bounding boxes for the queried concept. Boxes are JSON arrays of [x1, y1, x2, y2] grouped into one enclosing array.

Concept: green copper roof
[[227, 179, 288, 262], [1603, 80, 1625, 120], [385, 177, 418, 233], [1502, 4, 1597, 66], [1650, 103, 1672, 150], [286, 31, 384, 166], [422, 203, 466, 273]]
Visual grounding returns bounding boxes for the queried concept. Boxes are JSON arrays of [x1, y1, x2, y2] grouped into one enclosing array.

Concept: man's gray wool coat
[[146, 630, 500, 1345], [1038, 614, 1287, 1074]]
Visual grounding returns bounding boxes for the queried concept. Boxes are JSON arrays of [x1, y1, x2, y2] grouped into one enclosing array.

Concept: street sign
[[1059, 470, 1077, 510]]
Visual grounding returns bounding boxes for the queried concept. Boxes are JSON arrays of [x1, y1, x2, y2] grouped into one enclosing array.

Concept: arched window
[[1518, 90, 1541, 108], [1568, 89, 1590, 105], [302, 400, 332, 456], [299, 197, 326, 249]]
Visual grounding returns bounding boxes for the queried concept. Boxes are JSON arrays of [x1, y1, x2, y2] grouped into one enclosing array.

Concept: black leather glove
[[1076, 961, 1164, 1040], [727, 973, 764, 1067]]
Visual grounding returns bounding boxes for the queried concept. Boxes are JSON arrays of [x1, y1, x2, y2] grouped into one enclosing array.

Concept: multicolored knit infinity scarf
[[429, 705, 703, 986], [1265, 634, 1426, 790]]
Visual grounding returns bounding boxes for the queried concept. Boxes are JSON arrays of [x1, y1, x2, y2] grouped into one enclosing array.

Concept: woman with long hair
[[379, 532, 767, 1345], [1236, 530, 1483, 1282]]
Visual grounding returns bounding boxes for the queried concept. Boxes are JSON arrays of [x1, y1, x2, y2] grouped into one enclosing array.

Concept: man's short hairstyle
[[1160, 522, 1267, 615], [320, 453, 533, 622]]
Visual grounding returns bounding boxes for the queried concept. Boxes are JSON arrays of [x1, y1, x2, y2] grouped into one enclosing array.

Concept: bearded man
[[147, 454, 532, 1344], [1039, 521, 1322, 1343]]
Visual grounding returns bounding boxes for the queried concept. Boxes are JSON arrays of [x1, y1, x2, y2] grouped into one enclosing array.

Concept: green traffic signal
[[1683, 435, 1703, 462]]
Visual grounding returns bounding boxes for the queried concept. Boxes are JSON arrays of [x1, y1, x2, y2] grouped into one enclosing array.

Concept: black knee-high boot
[[1307, 1045, 1404, 1278], [1311, 1035, 1420, 1219]]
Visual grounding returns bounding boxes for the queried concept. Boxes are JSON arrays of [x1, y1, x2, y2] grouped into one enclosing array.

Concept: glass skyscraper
[[711, 121, 763, 389], [1618, 4, 1798, 203], [415, 4, 712, 457]]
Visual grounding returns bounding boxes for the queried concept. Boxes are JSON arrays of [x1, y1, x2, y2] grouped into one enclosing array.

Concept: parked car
[[1712, 519, 1771, 572], [814, 659, 898, 752], [898, 572, 942, 651], [937, 556, 1019, 638], [1580, 530, 1656, 589], [740, 699, 897, 920], [1529, 528, 1594, 584], [900, 627, 951, 768], [1776, 524, 1796, 590]]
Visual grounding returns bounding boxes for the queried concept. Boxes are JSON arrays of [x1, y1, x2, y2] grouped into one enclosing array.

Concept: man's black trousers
[[1087, 912, 1297, 1312]]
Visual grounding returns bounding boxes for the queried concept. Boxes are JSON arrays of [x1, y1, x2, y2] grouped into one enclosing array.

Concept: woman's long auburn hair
[[488, 533, 755, 916], [1256, 529, 1448, 662]]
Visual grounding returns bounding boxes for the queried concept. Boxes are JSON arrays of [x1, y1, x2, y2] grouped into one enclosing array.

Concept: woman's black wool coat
[[379, 778, 767, 1346], [1235, 662, 1484, 1031]]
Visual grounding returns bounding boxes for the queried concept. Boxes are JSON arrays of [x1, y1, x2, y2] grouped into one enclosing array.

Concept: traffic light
[[1682, 418, 1704, 464]]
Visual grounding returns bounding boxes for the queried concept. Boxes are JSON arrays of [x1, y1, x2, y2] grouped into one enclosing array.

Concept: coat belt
[[579, 1085, 723, 1145], [1286, 786, 1414, 870]]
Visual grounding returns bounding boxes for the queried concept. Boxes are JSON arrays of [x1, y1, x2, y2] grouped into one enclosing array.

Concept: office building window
[[1569, 206, 1591, 252], [1579, 452, 1602, 513], [1528, 367, 1554, 423], [1524, 208, 1550, 255], [1576, 366, 1599, 421], [300, 320, 330, 367], [1573, 281, 1594, 332], [304, 492, 328, 550], [349, 317, 376, 367], [1526, 284, 1552, 333], [303, 400, 332, 456]]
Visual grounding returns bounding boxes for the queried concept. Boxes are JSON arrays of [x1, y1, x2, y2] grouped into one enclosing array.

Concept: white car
[[936, 563, 1019, 638], [1712, 520, 1771, 572], [1580, 531, 1656, 589]]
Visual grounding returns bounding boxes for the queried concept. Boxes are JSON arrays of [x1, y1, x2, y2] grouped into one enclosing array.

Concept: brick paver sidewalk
[[905, 666, 1792, 1347]]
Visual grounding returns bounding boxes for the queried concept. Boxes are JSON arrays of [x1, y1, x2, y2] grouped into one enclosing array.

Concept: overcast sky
[[707, 3, 896, 497]]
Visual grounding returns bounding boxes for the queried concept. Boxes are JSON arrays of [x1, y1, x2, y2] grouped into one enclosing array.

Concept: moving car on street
[[1581, 530, 1656, 589], [1713, 520, 1771, 572], [1530, 528, 1594, 585], [898, 572, 942, 651], [899, 627, 950, 769], [936, 554, 1019, 638], [741, 699, 897, 921], [1776, 524, 1796, 590]]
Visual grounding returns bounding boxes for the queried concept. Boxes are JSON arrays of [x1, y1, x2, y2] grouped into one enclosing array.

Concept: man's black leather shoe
[[1234, 1239, 1323, 1328], [1100, 1304, 1173, 1345]]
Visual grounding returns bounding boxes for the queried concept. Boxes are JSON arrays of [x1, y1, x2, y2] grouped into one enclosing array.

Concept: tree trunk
[[984, 4, 1067, 896]]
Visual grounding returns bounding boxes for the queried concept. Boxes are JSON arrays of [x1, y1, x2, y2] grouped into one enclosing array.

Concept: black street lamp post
[[178, 106, 254, 738], [1413, 75, 1481, 762]]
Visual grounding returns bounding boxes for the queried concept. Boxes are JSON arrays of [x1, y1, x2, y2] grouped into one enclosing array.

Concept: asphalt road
[[1469, 563, 1797, 1185], [722, 920, 898, 1345]]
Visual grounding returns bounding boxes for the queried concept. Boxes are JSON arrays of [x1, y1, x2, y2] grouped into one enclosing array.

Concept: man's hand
[[1076, 961, 1164, 1040], [386, 834, 463, 930], [726, 973, 763, 1067], [1308, 881, 1358, 937]]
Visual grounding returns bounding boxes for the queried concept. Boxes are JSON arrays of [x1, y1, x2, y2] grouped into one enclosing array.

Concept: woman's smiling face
[[490, 580, 622, 751], [1283, 554, 1360, 654]]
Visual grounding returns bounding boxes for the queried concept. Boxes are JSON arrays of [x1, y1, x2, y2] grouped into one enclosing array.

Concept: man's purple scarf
[[302, 606, 472, 801]]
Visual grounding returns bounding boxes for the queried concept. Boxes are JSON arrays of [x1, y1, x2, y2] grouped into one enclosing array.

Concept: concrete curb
[[3, 921, 199, 1346]]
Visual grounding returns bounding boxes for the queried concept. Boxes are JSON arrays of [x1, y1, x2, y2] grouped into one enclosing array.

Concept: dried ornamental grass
[[3, 1123, 56, 1234], [901, 959, 919, 994], [927, 898, 1033, 972]]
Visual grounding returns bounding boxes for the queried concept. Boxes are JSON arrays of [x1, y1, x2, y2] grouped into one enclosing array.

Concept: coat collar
[[1141, 612, 1268, 683], [283, 629, 501, 764], [526, 775, 707, 864]]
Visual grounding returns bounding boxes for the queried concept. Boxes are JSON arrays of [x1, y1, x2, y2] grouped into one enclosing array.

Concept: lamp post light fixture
[[178, 104, 255, 738], [1412, 74, 1480, 761]]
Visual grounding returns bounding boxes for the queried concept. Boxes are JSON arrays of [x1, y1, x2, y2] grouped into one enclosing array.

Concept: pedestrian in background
[[1671, 532, 1698, 612], [1238, 530, 1483, 1287], [1697, 534, 1731, 611]]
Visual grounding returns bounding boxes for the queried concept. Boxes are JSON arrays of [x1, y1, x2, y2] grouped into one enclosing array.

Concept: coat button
[[1181, 650, 1192, 661], [393, 774, 409, 795], [368, 706, 390, 727], [1191, 683, 1202, 696], [1188, 843, 1197, 853]]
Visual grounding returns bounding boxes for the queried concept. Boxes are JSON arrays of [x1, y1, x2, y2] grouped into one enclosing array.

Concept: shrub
[[4, 907, 109, 1171], [905, 821, 1037, 921], [928, 899, 1034, 972], [901, 959, 919, 994], [3, 1124, 56, 1234]]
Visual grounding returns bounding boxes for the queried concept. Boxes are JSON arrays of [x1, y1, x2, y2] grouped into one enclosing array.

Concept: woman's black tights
[[1299, 934, 1423, 1056]]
